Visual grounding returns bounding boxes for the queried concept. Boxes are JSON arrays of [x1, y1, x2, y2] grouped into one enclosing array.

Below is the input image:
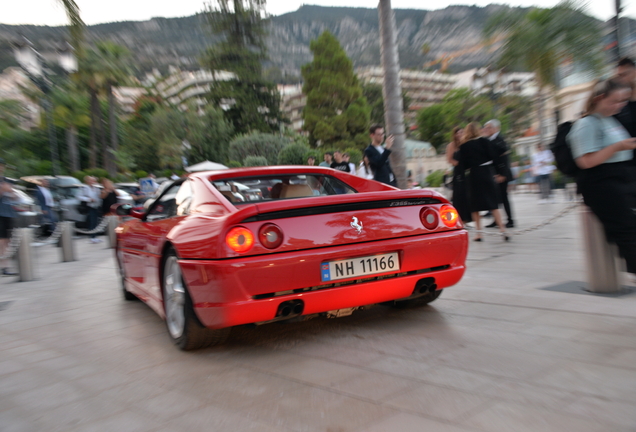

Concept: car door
[[129, 181, 193, 303]]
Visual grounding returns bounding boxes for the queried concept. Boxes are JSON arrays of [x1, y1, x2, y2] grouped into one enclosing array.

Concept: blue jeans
[[87, 207, 99, 238]]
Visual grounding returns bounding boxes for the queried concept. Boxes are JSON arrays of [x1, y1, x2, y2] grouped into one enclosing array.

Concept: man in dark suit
[[483, 120, 514, 228], [364, 124, 397, 187]]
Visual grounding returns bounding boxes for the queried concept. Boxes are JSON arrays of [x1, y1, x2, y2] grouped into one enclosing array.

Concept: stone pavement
[[1, 192, 635, 432]]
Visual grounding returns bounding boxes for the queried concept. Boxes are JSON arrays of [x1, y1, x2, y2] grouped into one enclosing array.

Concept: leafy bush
[[243, 156, 269, 167], [72, 171, 87, 182], [227, 161, 242, 168], [135, 170, 148, 179], [84, 168, 109, 180], [343, 147, 362, 165], [228, 133, 289, 165], [278, 142, 311, 165], [425, 170, 445, 187]]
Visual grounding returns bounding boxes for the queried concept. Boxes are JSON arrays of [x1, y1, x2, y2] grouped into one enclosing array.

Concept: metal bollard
[[60, 221, 75, 262], [580, 206, 622, 293], [16, 228, 34, 282], [106, 216, 119, 249]]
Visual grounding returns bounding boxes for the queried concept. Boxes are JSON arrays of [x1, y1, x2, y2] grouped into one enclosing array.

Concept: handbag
[[78, 200, 89, 215]]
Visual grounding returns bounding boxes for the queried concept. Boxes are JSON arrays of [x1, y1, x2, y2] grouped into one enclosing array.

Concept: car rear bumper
[[179, 229, 468, 328]]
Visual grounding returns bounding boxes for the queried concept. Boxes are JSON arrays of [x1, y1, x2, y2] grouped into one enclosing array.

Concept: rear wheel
[[163, 249, 229, 350], [391, 289, 442, 309]]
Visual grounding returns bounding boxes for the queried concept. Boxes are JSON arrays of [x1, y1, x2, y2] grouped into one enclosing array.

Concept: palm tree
[[484, 2, 602, 145], [94, 41, 132, 176], [52, 86, 90, 172], [77, 50, 107, 169], [58, 0, 84, 54], [378, 0, 407, 189]]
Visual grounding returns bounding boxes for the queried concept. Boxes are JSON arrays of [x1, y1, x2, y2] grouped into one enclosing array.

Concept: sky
[[0, 0, 631, 27]]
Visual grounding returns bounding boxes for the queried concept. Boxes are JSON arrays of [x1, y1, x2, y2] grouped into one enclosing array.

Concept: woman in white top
[[358, 155, 374, 180], [568, 78, 636, 273]]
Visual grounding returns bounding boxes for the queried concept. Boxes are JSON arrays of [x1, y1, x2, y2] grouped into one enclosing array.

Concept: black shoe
[[485, 221, 497, 228], [506, 221, 515, 228], [2, 268, 17, 276]]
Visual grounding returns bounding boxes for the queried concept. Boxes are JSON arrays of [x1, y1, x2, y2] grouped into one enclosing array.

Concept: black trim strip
[[242, 198, 442, 222], [251, 265, 451, 299]]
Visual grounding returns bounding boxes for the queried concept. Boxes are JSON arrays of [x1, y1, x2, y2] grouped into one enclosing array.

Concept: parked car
[[57, 184, 133, 228], [115, 167, 468, 350]]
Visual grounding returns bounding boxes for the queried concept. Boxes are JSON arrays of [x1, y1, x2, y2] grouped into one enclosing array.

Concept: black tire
[[116, 246, 137, 301], [391, 289, 443, 309], [162, 249, 230, 351]]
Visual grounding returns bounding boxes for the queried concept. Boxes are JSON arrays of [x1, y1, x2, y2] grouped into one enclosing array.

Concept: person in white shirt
[[358, 155, 374, 180], [531, 144, 555, 203], [78, 176, 102, 243]]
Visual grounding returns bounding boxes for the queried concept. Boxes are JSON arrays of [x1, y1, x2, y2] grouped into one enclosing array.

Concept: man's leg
[[500, 180, 513, 225]]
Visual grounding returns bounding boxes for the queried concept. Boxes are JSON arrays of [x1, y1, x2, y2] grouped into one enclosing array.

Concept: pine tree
[[302, 31, 370, 149], [204, 0, 284, 134]]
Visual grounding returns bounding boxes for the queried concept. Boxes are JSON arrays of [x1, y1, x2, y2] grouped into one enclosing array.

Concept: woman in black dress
[[445, 126, 472, 223], [100, 178, 119, 215], [454, 122, 508, 241]]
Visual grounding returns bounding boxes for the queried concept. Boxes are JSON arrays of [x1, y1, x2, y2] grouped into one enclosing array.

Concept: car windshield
[[210, 174, 356, 204]]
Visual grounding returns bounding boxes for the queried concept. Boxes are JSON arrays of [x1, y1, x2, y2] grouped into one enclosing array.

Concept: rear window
[[210, 174, 356, 204]]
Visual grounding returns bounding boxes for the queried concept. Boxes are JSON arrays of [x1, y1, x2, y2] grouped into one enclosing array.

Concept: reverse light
[[440, 205, 459, 228], [419, 208, 439, 230], [259, 223, 283, 249], [226, 227, 254, 252]]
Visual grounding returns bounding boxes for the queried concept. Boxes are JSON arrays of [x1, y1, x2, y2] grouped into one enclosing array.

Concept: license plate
[[321, 252, 400, 282]]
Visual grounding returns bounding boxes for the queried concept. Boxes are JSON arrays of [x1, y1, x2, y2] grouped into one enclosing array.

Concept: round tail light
[[440, 205, 459, 228], [226, 227, 254, 252], [259, 223, 283, 249], [419, 208, 439, 230]]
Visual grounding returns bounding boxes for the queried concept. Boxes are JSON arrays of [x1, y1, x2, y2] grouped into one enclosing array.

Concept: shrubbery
[[228, 133, 288, 165], [425, 170, 445, 187], [243, 156, 269, 167], [278, 142, 311, 165]]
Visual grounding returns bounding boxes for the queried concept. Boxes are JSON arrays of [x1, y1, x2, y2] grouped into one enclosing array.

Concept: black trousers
[[578, 162, 636, 273], [498, 180, 513, 223]]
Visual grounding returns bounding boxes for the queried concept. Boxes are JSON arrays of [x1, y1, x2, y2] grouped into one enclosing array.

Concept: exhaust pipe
[[276, 300, 304, 319]]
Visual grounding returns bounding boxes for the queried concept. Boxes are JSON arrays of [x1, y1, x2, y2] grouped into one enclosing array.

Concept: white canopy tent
[[184, 161, 229, 172]]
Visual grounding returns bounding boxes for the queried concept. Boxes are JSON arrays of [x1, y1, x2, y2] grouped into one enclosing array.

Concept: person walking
[[532, 143, 555, 203], [35, 178, 57, 235], [483, 119, 515, 228], [78, 176, 102, 243], [100, 178, 119, 216], [445, 126, 472, 223], [0, 159, 17, 275], [615, 57, 636, 138], [364, 124, 397, 187], [568, 78, 636, 274], [453, 122, 508, 241]]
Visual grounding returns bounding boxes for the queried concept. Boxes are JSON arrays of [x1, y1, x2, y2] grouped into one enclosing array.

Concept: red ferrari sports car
[[115, 166, 468, 350]]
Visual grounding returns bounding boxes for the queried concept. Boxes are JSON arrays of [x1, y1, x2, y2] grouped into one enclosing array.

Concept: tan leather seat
[[280, 184, 313, 198]]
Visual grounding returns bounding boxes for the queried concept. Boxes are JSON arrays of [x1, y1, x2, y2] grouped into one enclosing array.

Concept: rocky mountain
[[0, 4, 602, 81]]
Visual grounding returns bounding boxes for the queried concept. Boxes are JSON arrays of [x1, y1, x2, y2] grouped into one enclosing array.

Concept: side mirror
[[113, 203, 132, 216]]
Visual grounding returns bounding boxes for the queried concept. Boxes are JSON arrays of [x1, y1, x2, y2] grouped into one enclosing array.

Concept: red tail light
[[419, 208, 439, 230], [226, 227, 254, 252], [440, 205, 459, 228], [259, 223, 283, 249]]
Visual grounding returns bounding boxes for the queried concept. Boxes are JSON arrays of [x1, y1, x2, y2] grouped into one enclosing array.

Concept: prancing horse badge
[[350, 216, 363, 233]]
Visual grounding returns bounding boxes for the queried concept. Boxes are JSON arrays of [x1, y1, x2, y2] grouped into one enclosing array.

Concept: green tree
[[204, 0, 284, 134], [183, 105, 234, 164], [0, 100, 25, 135], [51, 86, 90, 172], [93, 41, 133, 176], [302, 31, 370, 149], [243, 155, 268, 166], [484, 2, 602, 145], [416, 104, 447, 150]]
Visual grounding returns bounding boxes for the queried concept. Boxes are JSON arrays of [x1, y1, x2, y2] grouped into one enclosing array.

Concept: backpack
[[550, 121, 579, 178]]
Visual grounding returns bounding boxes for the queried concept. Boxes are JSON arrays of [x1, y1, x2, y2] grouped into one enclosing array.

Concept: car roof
[[191, 166, 337, 181]]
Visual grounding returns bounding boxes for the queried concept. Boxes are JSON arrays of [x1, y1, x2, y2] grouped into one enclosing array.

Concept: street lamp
[[12, 37, 77, 176]]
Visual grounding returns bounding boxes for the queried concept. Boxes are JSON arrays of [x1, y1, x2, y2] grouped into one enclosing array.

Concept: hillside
[[0, 4, 604, 80]]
